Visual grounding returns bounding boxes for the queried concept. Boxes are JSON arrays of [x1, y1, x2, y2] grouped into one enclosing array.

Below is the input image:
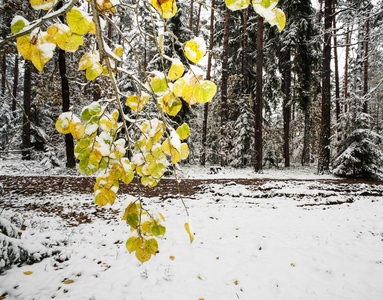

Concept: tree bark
[[242, 8, 248, 94], [195, 3, 202, 37], [332, 0, 340, 123], [12, 55, 19, 112], [343, 25, 351, 112], [220, 7, 230, 167], [200, 0, 215, 166], [283, 48, 291, 168], [22, 61, 32, 160], [363, 14, 370, 113], [58, 0, 75, 168], [1, 54, 6, 97], [254, 16, 264, 172], [318, 0, 332, 174], [189, 0, 194, 31], [302, 111, 311, 165]]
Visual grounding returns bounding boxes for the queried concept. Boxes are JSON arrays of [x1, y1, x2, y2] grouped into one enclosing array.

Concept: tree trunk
[[195, 3, 202, 37], [254, 16, 263, 172], [22, 61, 32, 160], [302, 111, 311, 165], [343, 25, 351, 112], [12, 55, 19, 112], [1, 54, 6, 97], [242, 8, 248, 94], [200, 0, 215, 166], [220, 7, 230, 167], [318, 0, 332, 174], [332, 0, 340, 123], [363, 14, 370, 113], [283, 48, 291, 168], [189, 0, 194, 31], [58, 0, 76, 168]]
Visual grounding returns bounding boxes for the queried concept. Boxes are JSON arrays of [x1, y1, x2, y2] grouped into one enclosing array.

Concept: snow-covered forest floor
[[1, 159, 383, 300]]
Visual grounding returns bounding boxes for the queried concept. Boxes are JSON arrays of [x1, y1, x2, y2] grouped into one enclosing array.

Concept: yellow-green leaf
[[126, 236, 142, 253], [149, 73, 168, 94], [11, 17, 28, 34], [67, 9, 90, 35], [151, 224, 166, 238], [180, 143, 190, 160], [151, 0, 178, 18], [144, 238, 158, 255], [56, 31, 83, 52], [176, 123, 190, 140], [193, 80, 217, 104], [86, 62, 103, 81]]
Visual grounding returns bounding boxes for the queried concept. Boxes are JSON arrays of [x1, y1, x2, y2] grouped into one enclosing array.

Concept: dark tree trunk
[[58, 0, 75, 168], [242, 8, 248, 94], [332, 0, 340, 123], [195, 3, 202, 37], [22, 61, 32, 160], [363, 15, 370, 113], [254, 16, 263, 172], [220, 7, 230, 167], [200, 0, 215, 166], [343, 25, 351, 112], [283, 48, 291, 168], [12, 55, 19, 112], [318, 0, 332, 174], [189, 0, 194, 31], [1, 54, 6, 97], [302, 111, 311, 165]]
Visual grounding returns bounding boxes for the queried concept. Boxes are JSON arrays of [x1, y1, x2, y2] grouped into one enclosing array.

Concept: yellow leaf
[[182, 84, 196, 105], [23, 271, 33, 275], [126, 93, 150, 112], [69, 122, 85, 140], [89, 22, 96, 34], [135, 247, 151, 263], [113, 45, 123, 58], [180, 143, 190, 160], [168, 59, 184, 81], [173, 78, 186, 98], [56, 31, 83, 52], [86, 62, 103, 81], [184, 38, 206, 64], [225, 0, 250, 10], [126, 236, 142, 253], [31, 40, 55, 72], [63, 280, 74, 284], [99, 117, 113, 131], [193, 80, 217, 104], [16, 35, 33, 61], [169, 255, 175, 260], [55, 117, 71, 135], [30, 0, 55, 11], [151, 0, 178, 18], [67, 9, 90, 35], [149, 73, 168, 94], [185, 222, 194, 243]]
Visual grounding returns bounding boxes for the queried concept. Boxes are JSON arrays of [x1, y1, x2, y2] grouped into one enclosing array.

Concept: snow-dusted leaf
[[184, 38, 206, 64], [225, 0, 250, 11]]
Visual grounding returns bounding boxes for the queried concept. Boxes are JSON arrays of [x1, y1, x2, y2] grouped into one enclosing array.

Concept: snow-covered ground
[[1, 159, 383, 300]]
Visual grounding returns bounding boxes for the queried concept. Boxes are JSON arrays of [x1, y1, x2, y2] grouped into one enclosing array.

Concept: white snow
[[1, 160, 383, 299]]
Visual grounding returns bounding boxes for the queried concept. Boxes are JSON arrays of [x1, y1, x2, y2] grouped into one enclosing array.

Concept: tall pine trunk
[[254, 16, 263, 172], [12, 55, 19, 112], [242, 8, 248, 94], [318, 0, 332, 173], [1, 54, 6, 97], [195, 3, 202, 37], [189, 0, 194, 31], [343, 25, 351, 112], [200, 0, 215, 166], [363, 14, 370, 113], [283, 48, 291, 168], [22, 61, 32, 160], [220, 7, 230, 167], [302, 111, 311, 165], [332, 0, 340, 123]]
